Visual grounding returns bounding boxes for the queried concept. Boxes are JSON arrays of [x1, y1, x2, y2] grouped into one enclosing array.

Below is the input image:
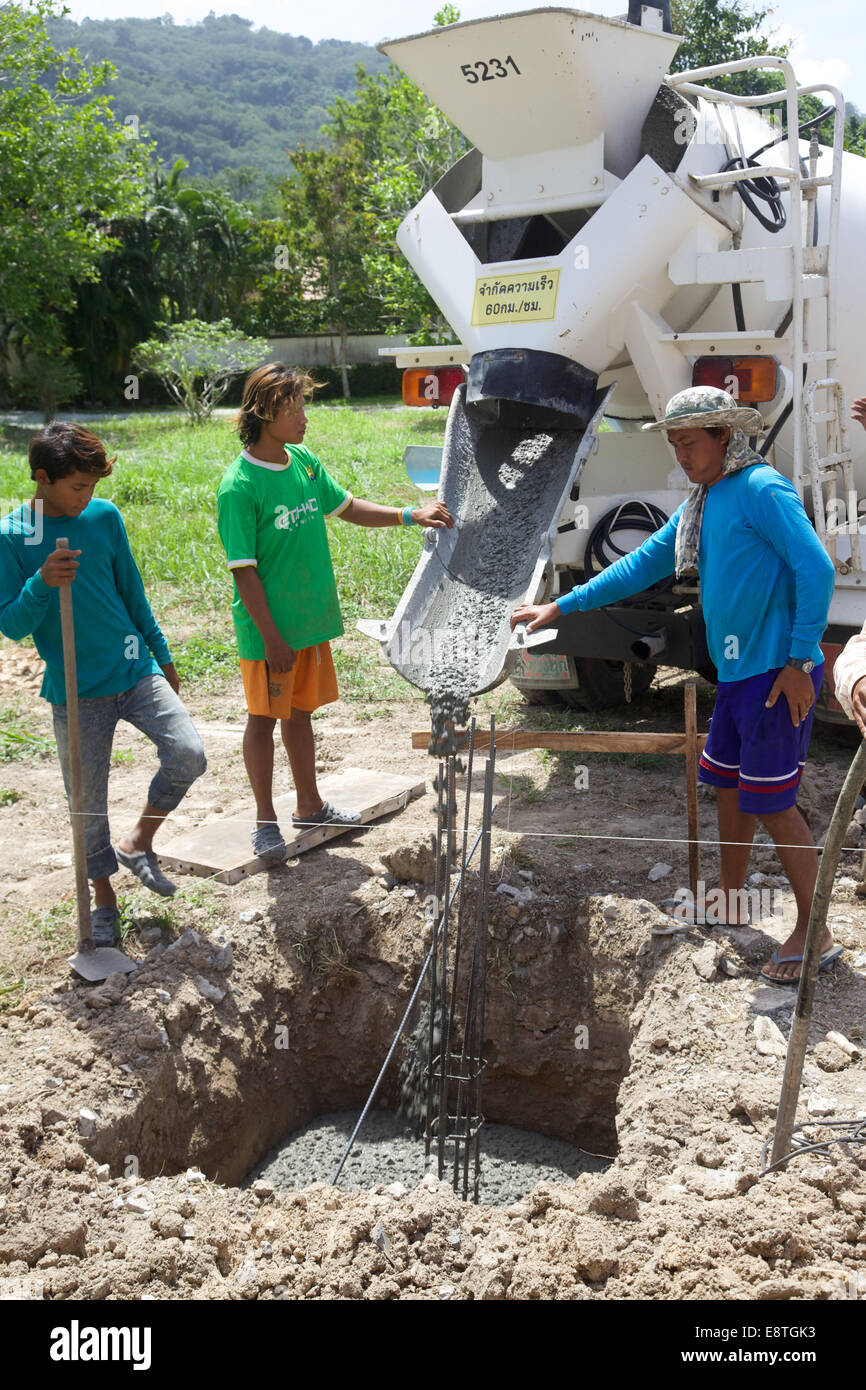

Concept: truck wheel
[[514, 686, 561, 707], [559, 658, 654, 710]]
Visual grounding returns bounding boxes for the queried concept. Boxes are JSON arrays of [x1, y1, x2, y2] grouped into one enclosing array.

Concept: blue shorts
[[698, 664, 823, 814]]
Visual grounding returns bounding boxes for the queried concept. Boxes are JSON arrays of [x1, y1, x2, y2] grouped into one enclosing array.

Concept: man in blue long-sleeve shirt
[[0, 423, 206, 946], [512, 387, 839, 986]]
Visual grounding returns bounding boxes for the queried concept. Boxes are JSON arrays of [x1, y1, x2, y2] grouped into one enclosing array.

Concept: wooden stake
[[57, 537, 91, 948], [684, 683, 700, 905]]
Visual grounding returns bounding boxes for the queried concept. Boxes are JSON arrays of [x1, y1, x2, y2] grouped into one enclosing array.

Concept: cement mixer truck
[[359, 5, 866, 738]]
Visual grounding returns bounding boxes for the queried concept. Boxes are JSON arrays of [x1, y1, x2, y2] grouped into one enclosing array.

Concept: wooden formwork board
[[158, 768, 426, 885]]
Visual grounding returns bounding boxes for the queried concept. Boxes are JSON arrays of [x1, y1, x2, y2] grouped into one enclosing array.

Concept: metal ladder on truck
[[664, 56, 861, 574]]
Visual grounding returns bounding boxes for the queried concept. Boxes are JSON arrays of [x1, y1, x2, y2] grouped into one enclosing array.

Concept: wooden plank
[[411, 730, 708, 753], [684, 684, 700, 903], [158, 768, 426, 885]]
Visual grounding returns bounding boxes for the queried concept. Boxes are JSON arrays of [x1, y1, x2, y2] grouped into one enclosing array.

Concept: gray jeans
[[51, 674, 206, 881]]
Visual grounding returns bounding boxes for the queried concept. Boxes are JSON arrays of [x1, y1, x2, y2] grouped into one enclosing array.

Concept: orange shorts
[[239, 642, 338, 718]]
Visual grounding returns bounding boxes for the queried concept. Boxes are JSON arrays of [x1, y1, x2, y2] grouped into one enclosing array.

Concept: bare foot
[[761, 929, 834, 984]]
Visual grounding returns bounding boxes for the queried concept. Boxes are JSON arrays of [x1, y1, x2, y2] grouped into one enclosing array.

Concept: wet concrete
[[392, 388, 585, 753], [248, 1108, 610, 1207]]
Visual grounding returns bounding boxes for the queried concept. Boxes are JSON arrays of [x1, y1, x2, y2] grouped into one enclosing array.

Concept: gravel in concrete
[[247, 1109, 609, 1206]]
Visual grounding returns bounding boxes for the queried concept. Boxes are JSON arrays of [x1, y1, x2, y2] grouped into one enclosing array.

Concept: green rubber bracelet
[[402, 506, 415, 526]]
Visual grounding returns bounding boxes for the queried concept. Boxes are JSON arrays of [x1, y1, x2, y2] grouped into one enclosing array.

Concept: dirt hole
[[82, 880, 647, 1197]]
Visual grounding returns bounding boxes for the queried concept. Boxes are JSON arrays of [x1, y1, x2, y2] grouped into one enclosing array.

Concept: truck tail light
[[402, 366, 465, 408], [692, 356, 778, 403]]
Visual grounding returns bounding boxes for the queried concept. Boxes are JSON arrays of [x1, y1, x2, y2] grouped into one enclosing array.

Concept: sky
[[61, 1, 866, 110]]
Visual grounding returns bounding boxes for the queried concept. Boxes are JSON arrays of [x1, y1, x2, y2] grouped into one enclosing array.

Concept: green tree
[[281, 140, 384, 395], [133, 318, 269, 424], [670, 1, 863, 152], [670, 0, 786, 94], [0, 0, 151, 366]]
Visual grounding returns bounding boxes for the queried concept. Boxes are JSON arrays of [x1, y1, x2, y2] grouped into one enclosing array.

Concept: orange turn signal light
[[692, 356, 778, 403], [402, 366, 465, 408]]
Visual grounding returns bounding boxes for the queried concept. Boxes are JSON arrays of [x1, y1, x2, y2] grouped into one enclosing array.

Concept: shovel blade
[[68, 944, 137, 981]]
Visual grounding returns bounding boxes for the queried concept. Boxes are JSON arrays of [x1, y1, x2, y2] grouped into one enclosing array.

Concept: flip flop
[[292, 801, 361, 829], [759, 944, 845, 987], [116, 847, 177, 897], [660, 899, 752, 929]]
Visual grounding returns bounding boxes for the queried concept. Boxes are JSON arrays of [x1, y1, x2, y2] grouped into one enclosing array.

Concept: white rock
[[214, 945, 233, 971], [194, 976, 226, 1004], [826, 1030, 860, 1058], [648, 863, 673, 882], [238, 909, 263, 924], [438, 1284, 455, 1299], [126, 1191, 153, 1214], [754, 1016, 787, 1057], [154, 989, 171, 1004], [807, 1094, 836, 1117], [186, 1168, 206, 1185], [77, 1108, 97, 1139], [385, 1182, 407, 1198]]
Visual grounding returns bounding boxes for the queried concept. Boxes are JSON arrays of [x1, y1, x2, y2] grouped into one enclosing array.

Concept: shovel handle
[[56, 537, 91, 947]]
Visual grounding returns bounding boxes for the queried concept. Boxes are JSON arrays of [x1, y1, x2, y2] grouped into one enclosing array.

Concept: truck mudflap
[[358, 380, 614, 748], [815, 641, 849, 725]]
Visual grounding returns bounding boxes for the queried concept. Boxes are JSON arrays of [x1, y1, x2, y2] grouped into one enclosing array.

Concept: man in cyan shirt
[[512, 387, 838, 986], [0, 423, 206, 946]]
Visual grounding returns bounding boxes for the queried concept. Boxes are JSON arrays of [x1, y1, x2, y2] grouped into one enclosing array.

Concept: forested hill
[[47, 13, 390, 182]]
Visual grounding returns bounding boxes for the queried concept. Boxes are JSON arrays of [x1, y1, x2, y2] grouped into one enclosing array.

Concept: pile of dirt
[[0, 681, 864, 1301], [0, 837, 864, 1300]]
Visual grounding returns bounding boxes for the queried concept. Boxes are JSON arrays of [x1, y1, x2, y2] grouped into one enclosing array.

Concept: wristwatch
[[786, 657, 815, 674]]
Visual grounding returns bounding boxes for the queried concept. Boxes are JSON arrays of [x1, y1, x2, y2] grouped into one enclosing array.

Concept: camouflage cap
[[642, 386, 765, 435]]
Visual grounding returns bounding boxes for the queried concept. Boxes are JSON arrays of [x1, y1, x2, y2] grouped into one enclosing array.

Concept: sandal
[[91, 905, 120, 948], [759, 944, 844, 987], [251, 822, 288, 863], [292, 800, 361, 829], [116, 847, 177, 897]]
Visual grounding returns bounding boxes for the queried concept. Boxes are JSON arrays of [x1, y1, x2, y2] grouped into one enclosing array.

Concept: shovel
[[56, 537, 136, 980]]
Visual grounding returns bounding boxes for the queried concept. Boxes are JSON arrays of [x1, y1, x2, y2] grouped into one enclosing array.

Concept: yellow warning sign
[[471, 268, 560, 327]]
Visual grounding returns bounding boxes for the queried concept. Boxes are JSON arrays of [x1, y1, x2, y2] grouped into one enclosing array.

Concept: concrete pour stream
[[388, 389, 587, 750]]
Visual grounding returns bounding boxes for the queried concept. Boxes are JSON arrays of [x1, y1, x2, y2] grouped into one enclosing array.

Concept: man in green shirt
[[217, 363, 452, 862]]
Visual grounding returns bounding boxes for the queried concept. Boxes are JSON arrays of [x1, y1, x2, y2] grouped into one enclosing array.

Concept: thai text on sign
[[471, 268, 561, 326]]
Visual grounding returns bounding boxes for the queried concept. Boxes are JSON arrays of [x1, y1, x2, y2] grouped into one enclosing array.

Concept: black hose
[[585, 500, 673, 595], [718, 103, 835, 236]]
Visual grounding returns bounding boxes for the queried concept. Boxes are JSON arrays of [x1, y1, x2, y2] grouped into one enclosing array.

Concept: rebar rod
[[331, 816, 489, 1187], [436, 756, 457, 1177], [425, 762, 446, 1159], [474, 718, 496, 1201]]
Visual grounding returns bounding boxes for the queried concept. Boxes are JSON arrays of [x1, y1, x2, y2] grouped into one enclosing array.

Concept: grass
[[0, 404, 446, 627], [10, 899, 77, 959], [0, 404, 449, 703], [0, 706, 54, 761]]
